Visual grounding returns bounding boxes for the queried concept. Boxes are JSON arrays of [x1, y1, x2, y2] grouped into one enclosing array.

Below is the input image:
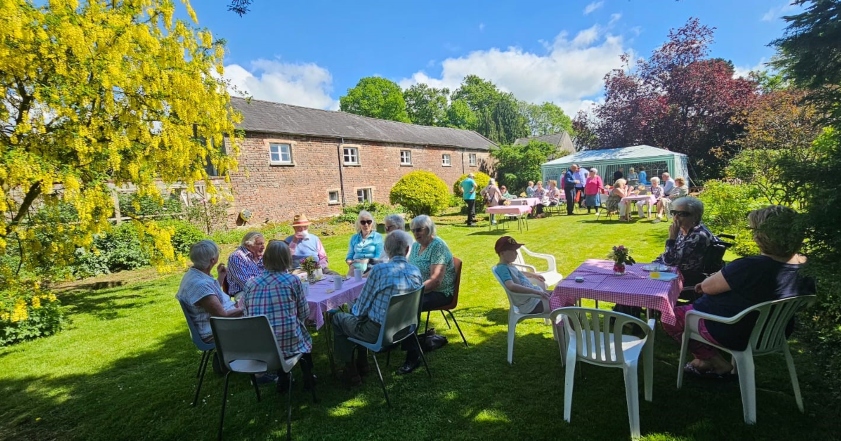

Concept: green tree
[[0, 0, 240, 282], [389, 171, 450, 216], [489, 141, 556, 193], [340, 77, 410, 123], [403, 84, 449, 126], [520, 101, 574, 136], [445, 99, 478, 130], [451, 75, 528, 144]]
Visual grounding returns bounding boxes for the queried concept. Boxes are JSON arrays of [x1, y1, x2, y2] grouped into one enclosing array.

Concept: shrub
[[0, 281, 62, 347], [697, 180, 765, 256], [159, 219, 206, 255], [185, 199, 231, 234], [118, 192, 183, 218], [389, 171, 450, 216], [453, 172, 491, 212], [92, 223, 151, 272]]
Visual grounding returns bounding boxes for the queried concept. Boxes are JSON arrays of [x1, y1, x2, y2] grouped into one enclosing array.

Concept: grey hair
[[614, 178, 627, 187], [410, 215, 436, 237], [650, 177, 660, 184], [673, 197, 704, 224], [384, 230, 412, 258], [590, 168, 598, 173], [263, 240, 292, 272], [190, 240, 219, 271], [662, 172, 671, 178], [383, 214, 405, 232], [355, 210, 374, 233], [241, 231, 264, 247]]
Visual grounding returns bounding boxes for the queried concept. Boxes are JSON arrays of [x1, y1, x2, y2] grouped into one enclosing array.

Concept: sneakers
[[397, 358, 422, 375]]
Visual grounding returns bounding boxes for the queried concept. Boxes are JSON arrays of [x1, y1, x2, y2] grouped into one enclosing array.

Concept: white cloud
[[761, 2, 798, 22], [583, 1, 604, 15], [733, 59, 768, 79], [223, 59, 338, 110], [479, 23, 485, 32], [399, 25, 629, 115]]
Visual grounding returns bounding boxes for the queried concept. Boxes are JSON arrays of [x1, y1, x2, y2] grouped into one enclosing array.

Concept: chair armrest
[[521, 249, 558, 270], [684, 307, 760, 332], [512, 263, 537, 273], [646, 318, 656, 331]]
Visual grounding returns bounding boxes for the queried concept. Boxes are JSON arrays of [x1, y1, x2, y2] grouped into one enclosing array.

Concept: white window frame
[[468, 153, 477, 166], [268, 142, 293, 165], [356, 188, 373, 203], [328, 190, 340, 205], [442, 154, 451, 167], [343, 146, 360, 165], [400, 150, 412, 165]]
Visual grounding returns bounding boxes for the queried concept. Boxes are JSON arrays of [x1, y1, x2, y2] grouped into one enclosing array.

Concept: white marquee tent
[[541, 145, 690, 185]]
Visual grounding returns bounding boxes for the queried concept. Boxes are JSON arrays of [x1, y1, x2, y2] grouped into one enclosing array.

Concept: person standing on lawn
[[461, 173, 478, 226], [563, 165, 579, 215]]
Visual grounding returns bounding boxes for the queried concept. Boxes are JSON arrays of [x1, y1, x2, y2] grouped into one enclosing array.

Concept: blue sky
[[184, 0, 801, 115]]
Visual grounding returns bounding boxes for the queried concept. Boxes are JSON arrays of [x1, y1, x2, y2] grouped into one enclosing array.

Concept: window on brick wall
[[442, 154, 451, 166], [343, 147, 359, 165], [400, 150, 412, 165], [269, 142, 293, 165], [357, 188, 372, 203], [328, 190, 340, 205], [469, 153, 477, 166]]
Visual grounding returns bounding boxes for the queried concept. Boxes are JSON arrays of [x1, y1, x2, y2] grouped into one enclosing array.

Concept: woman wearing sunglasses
[[345, 210, 384, 276], [652, 197, 716, 286]]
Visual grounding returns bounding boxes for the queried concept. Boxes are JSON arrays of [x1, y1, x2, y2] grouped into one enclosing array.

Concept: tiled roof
[[230, 97, 495, 151]]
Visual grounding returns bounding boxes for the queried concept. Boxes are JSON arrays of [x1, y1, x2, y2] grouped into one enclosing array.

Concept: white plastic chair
[[513, 246, 563, 287], [551, 307, 655, 440], [210, 316, 304, 441], [676, 295, 816, 425], [491, 267, 553, 364]]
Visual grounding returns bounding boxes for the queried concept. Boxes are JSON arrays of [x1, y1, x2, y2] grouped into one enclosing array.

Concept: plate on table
[[649, 272, 679, 281], [641, 264, 668, 272]]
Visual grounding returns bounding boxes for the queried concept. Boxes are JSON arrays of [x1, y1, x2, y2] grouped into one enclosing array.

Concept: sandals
[[683, 362, 737, 380]]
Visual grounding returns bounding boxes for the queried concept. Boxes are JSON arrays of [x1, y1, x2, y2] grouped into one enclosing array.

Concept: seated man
[[176, 240, 243, 343], [492, 236, 552, 314], [331, 230, 423, 386], [284, 213, 340, 275], [225, 231, 265, 300]]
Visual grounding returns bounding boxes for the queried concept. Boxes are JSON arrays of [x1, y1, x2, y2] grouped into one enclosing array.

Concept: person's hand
[[532, 273, 546, 282], [573, 179, 580, 184], [217, 263, 227, 278], [694, 284, 704, 294], [668, 218, 680, 240]]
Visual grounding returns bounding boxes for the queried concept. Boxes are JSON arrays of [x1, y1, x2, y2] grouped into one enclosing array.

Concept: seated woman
[[627, 167, 639, 187], [545, 180, 562, 207], [345, 210, 383, 275], [401, 215, 457, 374], [652, 197, 716, 287], [532, 181, 547, 218], [661, 206, 816, 377], [656, 176, 689, 221], [242, 240, 316, 391], [383, 213, 406, 234], [499, 185, 514, 200], [493, 236, 551, 314], [605, 178, 629, 220], [636, 177, 663, 218], [584, 168, 603, 214]]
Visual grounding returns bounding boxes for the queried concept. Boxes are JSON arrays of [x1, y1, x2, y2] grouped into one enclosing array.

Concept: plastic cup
[[333, 275, 343, 290], [354, 268, 363, 281]]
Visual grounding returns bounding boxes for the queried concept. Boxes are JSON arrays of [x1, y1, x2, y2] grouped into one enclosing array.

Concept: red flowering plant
[[607, 245, 636, 274]]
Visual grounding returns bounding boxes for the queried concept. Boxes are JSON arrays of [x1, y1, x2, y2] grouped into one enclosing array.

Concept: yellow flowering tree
[[0, 0, 241, 343]]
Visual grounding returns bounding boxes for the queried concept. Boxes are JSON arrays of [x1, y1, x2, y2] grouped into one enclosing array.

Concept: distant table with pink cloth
[[306, 276, 367, 329], [486, 204, 531, 232], [509, 197, 541, 207], [549, 259, 683, 325], [621, 194, 657, 218]]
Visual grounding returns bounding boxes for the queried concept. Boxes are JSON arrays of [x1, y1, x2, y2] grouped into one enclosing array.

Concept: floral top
[[546, 186, 562, 203], [650, 185, 664, 200], [409, 236, 456, 297], [654, 222, 716, 282], [533, 187, 546, 200]]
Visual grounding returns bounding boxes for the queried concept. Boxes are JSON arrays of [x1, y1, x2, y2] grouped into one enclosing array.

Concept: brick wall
[[225, 132, 490, 225]]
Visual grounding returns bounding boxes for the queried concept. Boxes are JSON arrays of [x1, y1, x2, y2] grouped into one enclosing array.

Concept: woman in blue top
[[345, 210, 384, 275]]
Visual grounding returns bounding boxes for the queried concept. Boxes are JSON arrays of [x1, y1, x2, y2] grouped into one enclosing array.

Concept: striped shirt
[[226, 246, 264, 297], [176, 268, 236, 341], [243, 271, 312, 357], [285, 232, 329, 269], [351, 256, 424, 325]]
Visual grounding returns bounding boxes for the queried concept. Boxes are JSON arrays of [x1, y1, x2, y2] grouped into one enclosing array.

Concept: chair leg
[[643, 340, 653, 402], [286, 373, 293, 441], [440, 310, 452, 329], [424, 311, 431, 334], [623, 363, 641, 440], [197, 350, 210, 377], [563, 348, 577, 422], [507, 318, 517, 365], [192, 350, 212, 407], [677, 333, 691, 389], [734, 353, 757, 424], [370, 353, 390, 407], [782, 342, 804, 412], [218, 372, 232, 441], [446, 311, 469, 348], [250, 374, 262, 402], [414, 334, 432, 378]]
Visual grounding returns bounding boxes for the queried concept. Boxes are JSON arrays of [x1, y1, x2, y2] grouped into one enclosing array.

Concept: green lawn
[[2, 211, 837, 440]]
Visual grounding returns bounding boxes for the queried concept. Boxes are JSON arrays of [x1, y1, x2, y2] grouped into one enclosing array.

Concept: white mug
[[333, 275, 343, 290], [354, 268, 363, 281]]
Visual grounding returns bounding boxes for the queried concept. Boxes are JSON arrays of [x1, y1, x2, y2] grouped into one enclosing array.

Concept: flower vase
[[613, 262, 626, 275], [307, 272, 317, 284]]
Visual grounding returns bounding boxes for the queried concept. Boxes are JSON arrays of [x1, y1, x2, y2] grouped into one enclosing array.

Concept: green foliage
[[0, 282, 62, 347], [490, 140, 556, 193], [329, 202, 405, 225], [404, 83, 449, 126], [520, 101, 574, 136], [184, 200, 231, 235], [451, 75, 528, 144], [339, 77, 411, 122], [158, 220, 205, 256], [117, 193, 183, 218], [445, 99, 478, 130], [389, 171, 450, 216], [91, 224, 151, 272], [696, 180, 765, 256]]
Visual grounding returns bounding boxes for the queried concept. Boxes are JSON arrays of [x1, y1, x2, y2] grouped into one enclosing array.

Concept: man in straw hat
[[284, 213, 340, 275]]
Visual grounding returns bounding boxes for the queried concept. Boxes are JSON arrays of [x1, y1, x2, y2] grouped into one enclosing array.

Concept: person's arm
[[216, 263, 227, 287], [696, 270, 731, 296], [372, 233, 384, 260], [196, 294, 243, 318], [226, 252, 248, 293], [425, 263, 446, 291], [295, 279, 310, 320], [345, 234, 358, 264], [504, 279, 549, 298], [316, 238, 329, 269]]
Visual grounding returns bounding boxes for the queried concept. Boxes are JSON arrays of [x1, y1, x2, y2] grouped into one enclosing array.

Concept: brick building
[[225, 97, 495, 224]]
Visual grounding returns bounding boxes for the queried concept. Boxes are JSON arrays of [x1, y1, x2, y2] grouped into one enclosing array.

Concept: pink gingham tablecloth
[[509, 198, 541, 207], [549, 259, 683, 325], [306, 277, 367, 329], [620, 194, 656, 205], [486, 205, 532, 216]]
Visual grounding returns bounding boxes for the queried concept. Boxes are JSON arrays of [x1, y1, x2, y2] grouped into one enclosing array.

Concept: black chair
[[678, 234, 734, 303]]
